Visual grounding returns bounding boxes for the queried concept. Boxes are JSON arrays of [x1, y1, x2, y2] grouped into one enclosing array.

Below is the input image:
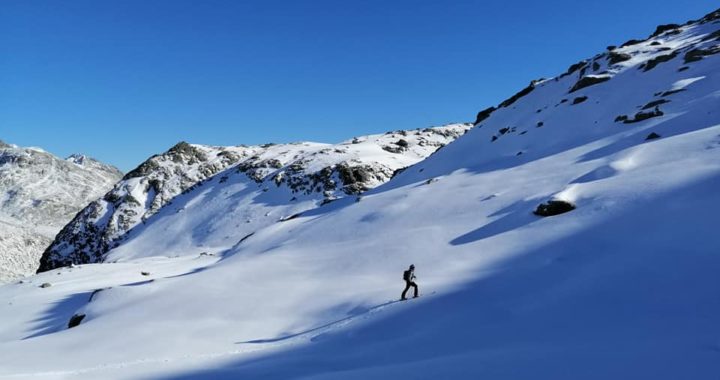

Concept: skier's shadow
[[236, 299, 402, 345]]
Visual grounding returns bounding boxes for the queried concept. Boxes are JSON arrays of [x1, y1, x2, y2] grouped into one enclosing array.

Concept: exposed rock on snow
[[623, 107, 665, 124], [645, 132, 662, 140], [67, 314, 85, 328], [474, 106, 496, 125], [572, 96, 588, 105], [569, 74, 611, 93], [533, 200, 576, 216], [642, 51, 679, 71], [498, 81, 537, 108], [684, 46, 720, 63], [607, 51, 632, 64]]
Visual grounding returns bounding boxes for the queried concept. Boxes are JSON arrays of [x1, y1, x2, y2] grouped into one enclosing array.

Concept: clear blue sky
[[1, 0, 716, 172]]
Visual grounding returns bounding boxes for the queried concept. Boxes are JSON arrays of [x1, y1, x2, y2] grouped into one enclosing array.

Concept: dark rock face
[[572, 96, 588, 105], [337, 164, 375, 194], [701, 30, 720, 42], [499, 82, 536, 108], [534, 200, 576, 217], [642, 51, 679, 71], [569, 75, 611, 93], [622, 107, 665, 124], [699, 8, 720, 23], [621, 39, 644, 48], [382, 145, 405, 154], [645, 132, 662, 140], [641, 99, 669, 109], [559, 60, 589, 79], [650, 24, 680, 38], [474, 106, 496, 125], [607, 52, 632, 64], [67, 314, 85, 328], [684, 46, 720, 63]]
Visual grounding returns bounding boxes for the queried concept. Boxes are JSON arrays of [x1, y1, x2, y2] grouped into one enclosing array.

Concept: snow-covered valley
[[1, 8, 720, 380]]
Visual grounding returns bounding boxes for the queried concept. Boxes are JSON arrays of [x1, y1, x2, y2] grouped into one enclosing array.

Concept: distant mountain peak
[[0, 143, 123, 283], [66, 153, 88, 165]]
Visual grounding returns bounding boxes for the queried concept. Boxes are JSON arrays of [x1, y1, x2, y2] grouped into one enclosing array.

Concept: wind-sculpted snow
[[0, 143, 122, 282], [2, 8, 720, 380], [39, 125, 470, 269]]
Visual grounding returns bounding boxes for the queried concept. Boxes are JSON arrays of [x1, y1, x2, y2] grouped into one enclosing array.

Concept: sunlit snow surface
[[1, 14, 720, 380]]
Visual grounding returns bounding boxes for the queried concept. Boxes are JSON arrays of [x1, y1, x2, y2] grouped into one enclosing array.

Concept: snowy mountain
[[38, 125, 471, 270], [1, 8, 720, 380], [0, 141, 122, 283]]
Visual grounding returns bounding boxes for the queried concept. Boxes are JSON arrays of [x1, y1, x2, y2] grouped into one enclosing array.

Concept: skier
[[401, 264, 419, 300]]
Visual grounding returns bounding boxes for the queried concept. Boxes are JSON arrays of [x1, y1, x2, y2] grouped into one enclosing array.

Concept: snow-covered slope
[[1, 8, 720, 380], [38, 125, 470, 269], [0, 142, 122, 283]]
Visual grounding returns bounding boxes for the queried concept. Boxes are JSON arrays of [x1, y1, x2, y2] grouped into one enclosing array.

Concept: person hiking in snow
[[401, 264, 419, 300]]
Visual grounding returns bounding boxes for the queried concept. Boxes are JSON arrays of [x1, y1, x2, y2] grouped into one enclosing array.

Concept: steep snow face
[[1, 9, 719, 380], [403, 13, 720, 187], [39, 125, 471, 269], [0, 142, 122, 283]]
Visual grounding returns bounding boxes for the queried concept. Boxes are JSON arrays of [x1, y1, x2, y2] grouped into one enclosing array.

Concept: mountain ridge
[[38, 124, 471, 270]]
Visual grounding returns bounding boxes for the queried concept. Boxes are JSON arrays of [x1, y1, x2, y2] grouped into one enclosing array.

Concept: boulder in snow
[[533, 200, 576, 217], [67, 314, 86, 328]]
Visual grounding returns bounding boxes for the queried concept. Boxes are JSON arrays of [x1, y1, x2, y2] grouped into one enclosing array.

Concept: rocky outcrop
[[642, 50, 679, 71], [684, 46, 720, 63], [67, 314, 86, 328], [534, 200, 575, 217], [569, 75, 611, 93], [38, 143, 247, 272], [474, 107, 496, 125], [621, 107, 665, 124], [607, 52, 632, 65], [499, 82, 537, 108]]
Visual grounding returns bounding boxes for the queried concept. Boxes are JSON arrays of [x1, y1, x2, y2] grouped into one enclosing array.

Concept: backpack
[[403, 270, 411, 281]]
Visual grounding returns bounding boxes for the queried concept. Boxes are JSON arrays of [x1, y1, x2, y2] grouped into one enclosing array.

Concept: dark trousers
[[401, 280, 418, 299]]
